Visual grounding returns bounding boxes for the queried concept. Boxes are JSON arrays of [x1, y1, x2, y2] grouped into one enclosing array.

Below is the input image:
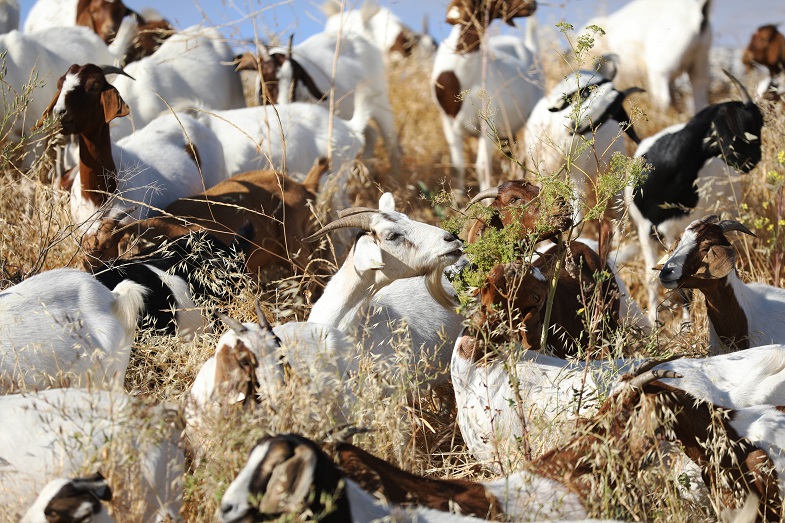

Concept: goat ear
[[378, 192, 395, 212], [101, 87, 130, 123], [259, 445, 317, 513], [34, 90, 61, 131], [695, 245, 736, 279], [353, 235, 384, 272]]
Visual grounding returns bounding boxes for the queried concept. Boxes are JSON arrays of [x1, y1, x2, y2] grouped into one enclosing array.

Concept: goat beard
[[425, 269, 456, 308]]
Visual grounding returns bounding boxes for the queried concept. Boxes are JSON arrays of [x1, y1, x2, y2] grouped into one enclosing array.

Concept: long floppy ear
[[76, 5, 97, 33], [767, 33, 785, 70], [694, 245, 736, 279], [259, 444, 318, 513], [233, 52, 259, 71], [378, 192, 395, 212], [34, 90, 62, 130], [353, 235, 384, 272], [101, 86, 130, 123]]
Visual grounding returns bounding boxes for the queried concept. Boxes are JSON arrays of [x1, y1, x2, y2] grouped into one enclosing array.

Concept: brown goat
[[474, 240, 621, 358], [76, 0, 131, 43], [464, 180, 573, 245], [82, 158, 327, 279], [743, 24, 785, 76]]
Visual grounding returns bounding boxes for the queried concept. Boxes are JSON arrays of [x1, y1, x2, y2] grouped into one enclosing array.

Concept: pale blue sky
[[19, 0, 785, 50]]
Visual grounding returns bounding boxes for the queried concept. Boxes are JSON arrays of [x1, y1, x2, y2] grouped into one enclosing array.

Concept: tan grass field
[[1, 22, 785, 522]]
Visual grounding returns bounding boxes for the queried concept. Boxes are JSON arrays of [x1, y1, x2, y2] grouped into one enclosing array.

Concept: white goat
[[523, 57, 643, 222], [582, 0, 712, 112], [306, 193, 463, 378], [22, 473, 113, 523], [196, 98, 368, 217], [237, 30, 400, 173], [41, 63, 228, 234], [624, 73, 762, 323], [0, 268, 146, 392], [107, 25, 246, 140], [432, 0, 542, 192], [0, 388, 183, 522], [323, 0, 436, 62], [658, 215, 785, 351]]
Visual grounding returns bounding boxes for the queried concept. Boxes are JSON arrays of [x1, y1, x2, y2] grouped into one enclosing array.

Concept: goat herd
[[1, 0, 785, 521]]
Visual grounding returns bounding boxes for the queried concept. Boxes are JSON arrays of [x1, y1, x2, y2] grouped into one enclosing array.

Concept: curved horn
[[627, 369, 682, 390], [466, 187, 500, 207], [303, 212, 378, 242], [622, 86, 646, 98], [701, 214, 720, 224], [255, 300, 271, 330], [723, 68, 754, 105], [218, 312, 247, 334], [286, 34, 294, 59], [338, 207, 380, 218], [99, 65, 135, 81], [719, 219, 756, 236]]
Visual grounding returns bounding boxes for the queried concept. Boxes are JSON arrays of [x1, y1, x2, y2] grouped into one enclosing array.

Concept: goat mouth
[[219, 511, 256, 523], [441, 248, 464, 261], [659, 278, 680, 290]]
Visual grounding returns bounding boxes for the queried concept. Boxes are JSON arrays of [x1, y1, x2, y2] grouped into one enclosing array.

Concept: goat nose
[[444, 232, 459, 243], [660, 265, 674, 278], [220, 502, 236, 515]]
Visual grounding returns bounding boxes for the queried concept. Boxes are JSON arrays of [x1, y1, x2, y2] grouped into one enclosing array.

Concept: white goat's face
[[354, 193, 463, 283]]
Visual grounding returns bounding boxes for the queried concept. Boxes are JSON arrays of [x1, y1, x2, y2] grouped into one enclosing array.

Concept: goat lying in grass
[[21, 472, 113, 523], [0, 268, 146, 392], [0, 389, 183, 521], [219, 366, 785, 520]]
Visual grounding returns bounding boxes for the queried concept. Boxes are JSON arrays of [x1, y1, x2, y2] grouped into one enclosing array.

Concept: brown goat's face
[[659, 220, 736, 290], [81, 219, 121, 270], [743, 25, 784, 72], [446, 0, 537, 26], [77, 0, 130, 43], [45, 64, 130, 136]]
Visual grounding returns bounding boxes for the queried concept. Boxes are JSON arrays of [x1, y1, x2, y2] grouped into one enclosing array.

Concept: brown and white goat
[[82, 158, 328, 278], [219, 367, 784, 521], [743, 25, 785, 77], [474, 241, 621, 359], [658, 215, 785, 352]]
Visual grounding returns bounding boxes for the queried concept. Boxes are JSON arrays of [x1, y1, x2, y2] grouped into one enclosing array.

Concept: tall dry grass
[[1, 16, 784, 522]]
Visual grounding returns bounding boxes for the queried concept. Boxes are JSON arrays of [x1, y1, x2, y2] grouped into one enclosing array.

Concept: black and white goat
[[21, 473, 113, 523], [624, 71, 763, 322], [657, 215, 785, 351]]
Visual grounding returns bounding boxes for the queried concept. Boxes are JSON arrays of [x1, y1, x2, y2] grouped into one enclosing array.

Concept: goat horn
[[338, 207, 380, 218], [286, 34, 294, 59], [466, 187, 500, 207], [303, 211, 378, 242], [323, 424, 373, 443], [100, 65, 135, 81], [218, 312, 247, 334], [719, 220, 756, 236], [622, 86, 646, 97], [627, 369, 682, 390], [723, 68, 754, 105], [422, 14, 429, 34], [255, 300, 271, 330]]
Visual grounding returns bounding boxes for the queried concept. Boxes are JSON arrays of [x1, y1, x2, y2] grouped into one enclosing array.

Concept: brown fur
[[474, 241, 621, 358], [434, 71, 462, 118], [335, 442, 504, 519], [743, 24, 785, 75], [124, 19, 175, 64], [465, 180, 573, 244], [82, 158, 328, 278], [213, 340, 261, 407], [76, 0, 131, 44], [390, 29, 415, 58]]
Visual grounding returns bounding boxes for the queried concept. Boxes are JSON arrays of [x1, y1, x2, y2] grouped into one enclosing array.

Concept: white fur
[[582, 0, 711, 112], [21, 477, 114, 523], [267, 30, 400, 171], [69, 111, 228, 234], [23, 0, 78, 33], [107, 25, 246, 140], [0, 388, 183, 522], [0, 269, 146, 392], [432, 18, 543, 191]]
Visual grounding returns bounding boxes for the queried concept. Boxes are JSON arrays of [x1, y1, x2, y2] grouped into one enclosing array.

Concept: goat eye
[[532, 293, 540, 303], [386, 232, 401, 242]]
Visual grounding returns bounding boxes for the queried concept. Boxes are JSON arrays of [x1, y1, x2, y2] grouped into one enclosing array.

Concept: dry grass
[[1, 21, 785, 523]]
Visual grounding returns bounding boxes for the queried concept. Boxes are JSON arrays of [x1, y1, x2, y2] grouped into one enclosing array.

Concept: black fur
[[92, 231, 245, 334], [632, 100, 763, 228]]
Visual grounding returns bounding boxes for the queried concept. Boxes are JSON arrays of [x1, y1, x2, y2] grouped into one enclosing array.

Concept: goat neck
[[77, 118, 118, 209], [688, 270, 751, 350], [307, 237, 388, 333]]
